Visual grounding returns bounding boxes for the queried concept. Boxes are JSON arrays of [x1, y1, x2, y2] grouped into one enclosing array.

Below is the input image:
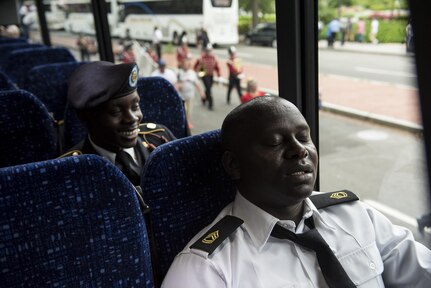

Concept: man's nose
[[284, 140, 308, 159]]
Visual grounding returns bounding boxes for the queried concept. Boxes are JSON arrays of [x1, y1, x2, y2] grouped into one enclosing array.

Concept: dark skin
[[222, 97, 318, 224], [79, 91, 143, 153]]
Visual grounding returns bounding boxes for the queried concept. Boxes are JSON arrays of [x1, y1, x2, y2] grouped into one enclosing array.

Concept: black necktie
[[271, 217, 356, 288], [115, 150, 141, 186]]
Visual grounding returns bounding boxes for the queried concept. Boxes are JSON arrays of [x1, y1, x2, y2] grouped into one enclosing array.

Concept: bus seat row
[[0, 71, 17, 91], [0, 130, 234, 286], [0, 89, 58, 167], [4, 47, 76, 88], [0, 155, 154, 287]]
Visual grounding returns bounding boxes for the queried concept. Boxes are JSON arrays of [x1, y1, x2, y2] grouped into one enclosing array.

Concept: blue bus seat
[[0, 89, 58, 167], [140, 129, 236, 280], [0, 155, 154, 287], [0, 43, 44, 69], [0, 37, 27, 44], [63, 103, 88, 152], [26, 62, 88, 121], [0, 71, 17, 91], [137, 76, 188, 138], [3, 47, 76, 88]]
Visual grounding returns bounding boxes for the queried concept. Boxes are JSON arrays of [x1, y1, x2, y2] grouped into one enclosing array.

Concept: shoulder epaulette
[[190, 215, 243, 255], [57, 150, 82, 158], [138, 123, 166, 134], [310, 190, 359, 209]]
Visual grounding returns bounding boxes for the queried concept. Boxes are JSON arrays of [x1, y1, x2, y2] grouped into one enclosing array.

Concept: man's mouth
[[119, 128, 139, 138]]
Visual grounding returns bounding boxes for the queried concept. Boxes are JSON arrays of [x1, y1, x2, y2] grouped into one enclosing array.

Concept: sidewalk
[[38, 32, 421, 132], [318, 40, 409, 57]]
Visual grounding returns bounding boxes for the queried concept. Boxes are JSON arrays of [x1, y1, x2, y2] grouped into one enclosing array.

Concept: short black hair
[[221, 96, 283, 151]]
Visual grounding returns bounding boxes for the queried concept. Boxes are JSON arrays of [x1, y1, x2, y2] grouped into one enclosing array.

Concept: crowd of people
[[105, 28, 266, 129]]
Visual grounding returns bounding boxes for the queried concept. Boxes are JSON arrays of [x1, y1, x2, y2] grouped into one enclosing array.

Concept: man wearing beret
[[65, 61, 176, 186]]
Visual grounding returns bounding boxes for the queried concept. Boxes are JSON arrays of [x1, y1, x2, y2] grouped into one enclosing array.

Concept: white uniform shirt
[[178, 69, 198, 101], [162, 192, 431, 288], [151, 68, 178, 85]]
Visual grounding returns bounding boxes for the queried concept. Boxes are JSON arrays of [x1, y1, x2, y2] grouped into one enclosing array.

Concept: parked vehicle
[[245, 22, 277, 48]]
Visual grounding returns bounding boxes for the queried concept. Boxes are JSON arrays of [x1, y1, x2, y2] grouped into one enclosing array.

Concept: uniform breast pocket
[[338, 242, 384, 287]]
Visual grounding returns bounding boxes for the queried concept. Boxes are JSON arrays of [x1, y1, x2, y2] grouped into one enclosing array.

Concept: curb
[[320, 102, 423, 134], [318, 46, 410, 58]]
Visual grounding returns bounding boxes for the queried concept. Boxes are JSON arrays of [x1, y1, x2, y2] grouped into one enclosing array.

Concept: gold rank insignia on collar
[[310, 190, 359, 209], [202, 230, 219, 244], [190, 215, 243, 255], [330, 191, 348, 199]]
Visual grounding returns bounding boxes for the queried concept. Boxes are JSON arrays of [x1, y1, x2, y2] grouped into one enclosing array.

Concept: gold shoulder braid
[[57, 150, 83, 158], [138, 123, 170, 152]]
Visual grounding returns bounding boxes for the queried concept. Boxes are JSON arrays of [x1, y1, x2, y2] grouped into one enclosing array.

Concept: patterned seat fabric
[[0, 37, 27, 45], [0, 90, 58, 167], [137, 76, 188, 138], [3, 47, 75, 88], [0, 43, 44, 69], [63, 103, 88, 151], [141, 129, 237, 280], [0, 155, 154, 287], [0, 71, 17, 91], [26, 62, 87, 121]]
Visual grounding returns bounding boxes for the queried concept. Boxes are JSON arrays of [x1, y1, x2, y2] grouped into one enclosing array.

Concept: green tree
[[239, 0, 275, 28]]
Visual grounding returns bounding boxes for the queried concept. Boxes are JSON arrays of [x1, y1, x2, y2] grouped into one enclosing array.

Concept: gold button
[[146, 123, 157, 129]]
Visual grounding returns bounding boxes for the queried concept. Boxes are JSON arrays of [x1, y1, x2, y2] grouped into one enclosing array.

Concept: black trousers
[[202, 75, 214, 109], [227, 75, 242, 103]]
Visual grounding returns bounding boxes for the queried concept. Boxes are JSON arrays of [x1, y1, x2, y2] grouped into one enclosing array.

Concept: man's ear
[[222, 150, 240, 180]]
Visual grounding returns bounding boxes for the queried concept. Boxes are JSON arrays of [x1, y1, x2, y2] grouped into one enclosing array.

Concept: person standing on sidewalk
[[152, 26, 163, 60], [370, 18, 379, 44], [176, 36, 190, 69], [194, 44, 221, 111], [226, 46, 243, 105], [355, 18, 365, 42]]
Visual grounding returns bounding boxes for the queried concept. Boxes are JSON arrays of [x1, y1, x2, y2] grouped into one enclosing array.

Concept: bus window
[[317, 14, 430, 247]]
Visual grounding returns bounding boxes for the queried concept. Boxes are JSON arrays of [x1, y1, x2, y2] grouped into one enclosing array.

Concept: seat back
[[26, 62, 87, 121], [141, 130, 236, 279], [0, 71, 17, 91], [0, 37, 27, 44], [0, 43, 43, 69], [137, 77, 187, 138], [0, 90, 58, 167], [0, 155, 154, 287], [4, 47, 76, 88], [63, 103, 88, 151]]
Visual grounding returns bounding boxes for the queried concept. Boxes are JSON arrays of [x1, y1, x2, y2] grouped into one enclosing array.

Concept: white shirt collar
[[88, 136, 138, 164], [232, 191, 335, 251]]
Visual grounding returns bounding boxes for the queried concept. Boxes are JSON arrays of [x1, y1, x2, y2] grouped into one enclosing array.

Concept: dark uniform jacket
[[60, 122, 176, 186]]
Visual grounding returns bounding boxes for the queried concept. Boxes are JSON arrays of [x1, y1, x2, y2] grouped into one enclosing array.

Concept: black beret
[[67, 61, 139, 109]]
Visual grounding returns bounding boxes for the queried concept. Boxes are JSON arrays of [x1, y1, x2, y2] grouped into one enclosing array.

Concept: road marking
[[363, 199, 418, 227], [355, 67, 416, 78]]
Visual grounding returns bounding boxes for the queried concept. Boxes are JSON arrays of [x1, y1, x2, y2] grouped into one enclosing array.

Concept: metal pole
[[90, 0, 114, 62], [275, 0, 319, 189], [35, 0, 51, 46]]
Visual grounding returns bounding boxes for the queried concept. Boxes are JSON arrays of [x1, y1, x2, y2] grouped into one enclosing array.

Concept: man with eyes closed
[[162, 96, 431, 288], [64, 61, 175, 186]]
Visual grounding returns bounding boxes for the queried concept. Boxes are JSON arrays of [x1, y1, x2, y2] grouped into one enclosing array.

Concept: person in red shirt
[[240, 79, 265, 103], [121, 43, 136, 63], [176, 36, 190, 69], [194, 44, 221, 110], [226, 46, 243, 104]]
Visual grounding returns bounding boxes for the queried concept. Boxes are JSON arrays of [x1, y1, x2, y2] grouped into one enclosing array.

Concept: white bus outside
[[116, 0, 238, 46], [61, 0, 238, 46], [62, 0, 119, 35]]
